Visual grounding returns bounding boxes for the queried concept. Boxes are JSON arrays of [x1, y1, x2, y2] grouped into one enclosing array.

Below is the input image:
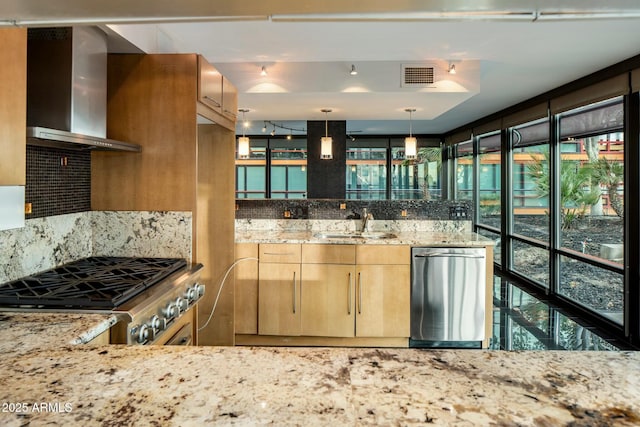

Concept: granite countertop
[[234, 218, 494, 247], [236, 230, 494, 247], [1, 312, 640, 426]]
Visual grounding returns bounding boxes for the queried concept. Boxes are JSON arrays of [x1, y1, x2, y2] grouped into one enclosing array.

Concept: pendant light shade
[[320, 109, 333, 160], [238, 109, 250, 159], [238, 136, 250, 158], [404, 136, 417, 159], [404, 108, 417, 160]]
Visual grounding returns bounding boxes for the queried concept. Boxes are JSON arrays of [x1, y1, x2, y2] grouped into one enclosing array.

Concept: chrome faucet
[[360, 208, 374, 232]]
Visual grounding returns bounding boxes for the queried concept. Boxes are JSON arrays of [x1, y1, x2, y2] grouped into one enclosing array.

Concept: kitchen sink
[[313, 232, 397, 240]]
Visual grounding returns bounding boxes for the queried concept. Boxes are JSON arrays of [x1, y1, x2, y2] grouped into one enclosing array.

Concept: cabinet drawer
[[259, 243, 301, 263], [301, 244, 355, 264], [356, 245, 410, 265]]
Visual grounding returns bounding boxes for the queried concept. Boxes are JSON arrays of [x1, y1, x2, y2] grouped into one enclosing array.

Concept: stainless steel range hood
[[26, 27, 141, 152]]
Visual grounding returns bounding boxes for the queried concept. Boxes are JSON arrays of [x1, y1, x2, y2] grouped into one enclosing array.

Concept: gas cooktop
[[0, 257, 187, 310]]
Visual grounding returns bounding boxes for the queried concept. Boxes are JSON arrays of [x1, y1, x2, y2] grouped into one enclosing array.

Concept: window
[[557, 97, 624, 322], [478, 132, 501, 227], [270, 139, 307, 199], [235, 137, 307, 199], [509, 118, 550, 287], [236, 139, 267, 198], [453, 139, 473, 201], [236, 135, 442, 200], [346, 139, 387, 200], [391, 138, 442, 200]]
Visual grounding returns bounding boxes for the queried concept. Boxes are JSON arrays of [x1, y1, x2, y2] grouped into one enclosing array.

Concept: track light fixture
[[261, 66, 268, 76], [320, 109, 333, 160], [404, 108, 417, 160], [448, 63, 456, 74], [238, 109, 250, 159], [262, 121, 267, 133], [350, 64, 358, 75]]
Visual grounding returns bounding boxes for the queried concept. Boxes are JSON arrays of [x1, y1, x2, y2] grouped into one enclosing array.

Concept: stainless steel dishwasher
[[410, 247, 486, 348]]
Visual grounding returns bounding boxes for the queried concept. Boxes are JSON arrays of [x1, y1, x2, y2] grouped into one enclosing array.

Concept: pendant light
[[320, 109, 333, 160], [238, 109, 250, 159], [404, 108, 417, 160]]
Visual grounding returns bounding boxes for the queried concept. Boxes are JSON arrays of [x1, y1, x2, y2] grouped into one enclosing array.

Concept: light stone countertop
[[235, 219, 494, 247], [1, 312, 640, 426], [235, 230, 494, 247]]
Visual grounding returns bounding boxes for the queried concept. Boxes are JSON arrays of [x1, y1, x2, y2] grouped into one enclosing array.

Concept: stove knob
[[184, 287, 196, 303], [194, 283, 205, 298], [163, 302, 177, 319], [136, 324, 149, 344], [148, 315, 161, 331], [175, 297, 188, 314]]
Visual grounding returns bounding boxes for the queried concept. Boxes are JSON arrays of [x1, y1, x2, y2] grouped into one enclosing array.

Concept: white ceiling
[[4, 1, 640, 135]]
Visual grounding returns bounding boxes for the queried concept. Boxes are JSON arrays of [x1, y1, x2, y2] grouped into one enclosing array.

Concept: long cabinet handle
[[357, 272, 362, 314], [292, 271, 297, 314], [263, 252, 295, 256], [348, 272, 352, 315], [203, 95, 221, 107]]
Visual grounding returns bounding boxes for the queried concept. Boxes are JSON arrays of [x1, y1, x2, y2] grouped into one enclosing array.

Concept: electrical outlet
[[25, 203, 32, 214], [284, 210, 291, 218], [339, 203, 346, 210], [401, 209, 408, 217], [449, 206, 469, 220]]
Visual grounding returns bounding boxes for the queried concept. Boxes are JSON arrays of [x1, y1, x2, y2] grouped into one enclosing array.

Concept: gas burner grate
[[0, 257, 187, 309]]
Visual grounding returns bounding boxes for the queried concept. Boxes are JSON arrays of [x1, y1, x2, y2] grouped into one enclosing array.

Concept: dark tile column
[[306, 120, 346, 199]]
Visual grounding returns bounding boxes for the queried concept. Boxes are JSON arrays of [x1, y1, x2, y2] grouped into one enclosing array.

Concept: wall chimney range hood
[[26, 27, 140, 152]]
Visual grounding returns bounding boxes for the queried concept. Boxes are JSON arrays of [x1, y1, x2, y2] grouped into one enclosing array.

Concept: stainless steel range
[[0, 257, 204, 345]]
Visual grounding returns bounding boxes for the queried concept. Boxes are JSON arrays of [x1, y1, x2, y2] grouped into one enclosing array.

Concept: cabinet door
[[355, 264, 410, 337], [197, 55, 223, 113], [221, 77, 238, 121], [258, 263, 301, 336], [301, 264, 355, 337], [0, 28, 26, 186]]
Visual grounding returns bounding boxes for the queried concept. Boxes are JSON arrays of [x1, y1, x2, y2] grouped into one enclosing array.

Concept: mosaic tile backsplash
[[26, 146, 91, 218], [235, 199, 472, 221]]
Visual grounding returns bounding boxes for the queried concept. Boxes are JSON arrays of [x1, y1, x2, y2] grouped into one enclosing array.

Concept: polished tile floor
[[490, 276, 626, 351]]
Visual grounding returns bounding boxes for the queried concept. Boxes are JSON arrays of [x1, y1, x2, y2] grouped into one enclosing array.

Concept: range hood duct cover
[[26, 27, 140, 152]]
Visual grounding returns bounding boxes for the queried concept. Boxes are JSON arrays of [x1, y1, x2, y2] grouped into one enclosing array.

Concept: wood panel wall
[[196, 124, 236, 345], [0, 28, 26, 185]]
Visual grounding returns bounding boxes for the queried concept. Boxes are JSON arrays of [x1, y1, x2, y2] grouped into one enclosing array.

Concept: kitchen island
[[1, 312, 639, 426]]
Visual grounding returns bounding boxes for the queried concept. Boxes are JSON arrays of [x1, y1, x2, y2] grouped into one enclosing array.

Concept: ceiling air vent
[[401, 64, 437, 87]]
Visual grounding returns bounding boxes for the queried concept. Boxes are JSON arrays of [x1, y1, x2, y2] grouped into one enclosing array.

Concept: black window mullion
[[625, 92, 640, 344], [265, 140, 272, 198], [549, 103, 560, 297]]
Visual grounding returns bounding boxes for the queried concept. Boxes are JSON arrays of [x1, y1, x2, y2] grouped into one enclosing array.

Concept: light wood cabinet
[[301, 263, 355, 337], [196, 55, 236, 131], [355, 264, 410, 337], [198, 55, 223, 114], [249, 243, 410, 341], [258, 262, 301, 336], [222, 77, 238, 121], [0, 28, 26, 186], [300, 244, 356, 337]]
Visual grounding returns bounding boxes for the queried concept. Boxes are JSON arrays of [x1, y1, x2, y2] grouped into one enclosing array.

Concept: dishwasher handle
[[414, 252, 484, 259]]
